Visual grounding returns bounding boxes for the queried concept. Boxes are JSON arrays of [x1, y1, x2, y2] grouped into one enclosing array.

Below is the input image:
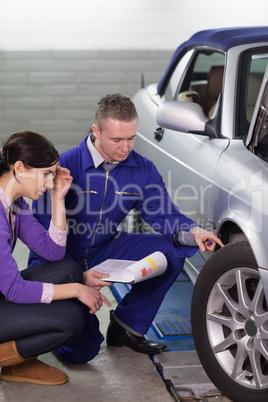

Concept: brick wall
[[0, 49, 172, 153]]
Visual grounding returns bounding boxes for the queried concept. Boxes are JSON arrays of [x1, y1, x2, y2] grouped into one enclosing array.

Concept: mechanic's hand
[[83, 270, 113, 290], [77, 284, 111, 314], [191, 227, 224, 252]]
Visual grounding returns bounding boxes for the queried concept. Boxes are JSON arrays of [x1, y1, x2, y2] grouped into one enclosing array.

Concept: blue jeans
[[0, 259, 86, 360]]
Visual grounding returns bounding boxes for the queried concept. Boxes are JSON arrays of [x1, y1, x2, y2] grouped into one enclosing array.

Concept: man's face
[[92, 118, 138, 162]]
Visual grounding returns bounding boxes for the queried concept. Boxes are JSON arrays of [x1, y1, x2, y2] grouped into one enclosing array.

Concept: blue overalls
[[29, 136, 198, 363]]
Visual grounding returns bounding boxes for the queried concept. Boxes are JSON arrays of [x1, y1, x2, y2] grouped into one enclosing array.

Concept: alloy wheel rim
[[206, 266, 268, 389]]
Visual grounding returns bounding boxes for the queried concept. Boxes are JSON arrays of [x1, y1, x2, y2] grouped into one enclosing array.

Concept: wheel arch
[[218, 220, 247, 246], [217, 215, 268, 272]]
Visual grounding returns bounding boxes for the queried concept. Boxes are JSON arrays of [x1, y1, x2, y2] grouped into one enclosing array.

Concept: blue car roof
[[157, 26, 268, 96]]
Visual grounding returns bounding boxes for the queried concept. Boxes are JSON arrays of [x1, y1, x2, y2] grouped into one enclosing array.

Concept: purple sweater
[[0, 197, 65, 304]]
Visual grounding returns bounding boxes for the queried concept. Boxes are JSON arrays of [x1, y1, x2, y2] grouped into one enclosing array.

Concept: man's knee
[[58, 311, 104, 364], [57, 334, 103, 364]]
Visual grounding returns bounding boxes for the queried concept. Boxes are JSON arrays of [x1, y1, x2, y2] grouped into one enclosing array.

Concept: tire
[[191, 241, 268, 402]]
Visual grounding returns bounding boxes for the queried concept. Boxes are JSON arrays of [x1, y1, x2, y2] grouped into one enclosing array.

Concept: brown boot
[[0, 340, 25, 367], [0, 359, 68, 385], [0, 340, 68, 385]]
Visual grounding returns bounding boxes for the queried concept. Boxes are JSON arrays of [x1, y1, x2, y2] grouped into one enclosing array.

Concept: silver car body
[[132, 28, 268, 300]]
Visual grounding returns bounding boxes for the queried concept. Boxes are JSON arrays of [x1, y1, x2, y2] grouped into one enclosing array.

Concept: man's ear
[[92, 124, 101, 139]]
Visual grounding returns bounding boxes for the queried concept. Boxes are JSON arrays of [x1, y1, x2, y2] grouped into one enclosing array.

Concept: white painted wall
[[1, 0, 268, 51]]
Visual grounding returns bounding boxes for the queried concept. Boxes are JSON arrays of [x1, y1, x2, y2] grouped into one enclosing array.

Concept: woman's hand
[[83, 270, 113, 291], [77, 284, 111, 314], [52, 164, 73, 200], [50, 164, 72, 230]]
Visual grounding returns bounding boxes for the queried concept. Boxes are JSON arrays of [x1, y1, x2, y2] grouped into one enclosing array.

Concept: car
[[131, 27, 268, 402]]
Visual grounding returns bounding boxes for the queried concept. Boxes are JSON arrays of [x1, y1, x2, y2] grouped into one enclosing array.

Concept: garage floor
[[0, 240, 232, 402]]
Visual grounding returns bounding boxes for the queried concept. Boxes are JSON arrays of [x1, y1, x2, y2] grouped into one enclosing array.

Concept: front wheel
[[191, 241, 268, 402]]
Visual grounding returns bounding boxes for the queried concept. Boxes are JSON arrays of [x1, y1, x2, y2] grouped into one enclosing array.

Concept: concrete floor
[[0, 240, 174, 402], [0, 291, 174, 402], [1, 239, 233, 402]]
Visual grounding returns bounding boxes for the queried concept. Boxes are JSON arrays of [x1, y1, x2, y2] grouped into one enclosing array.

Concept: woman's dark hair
[[0, 130, 59, 177]]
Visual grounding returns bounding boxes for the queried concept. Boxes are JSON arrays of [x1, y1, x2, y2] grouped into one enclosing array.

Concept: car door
[[213, 61, 268, 268], [134, 48, 230, 230], [139, 114, 230, 230]]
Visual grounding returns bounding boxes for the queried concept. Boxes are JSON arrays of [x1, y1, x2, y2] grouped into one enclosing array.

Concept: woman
[[0, 131, 110, 385]]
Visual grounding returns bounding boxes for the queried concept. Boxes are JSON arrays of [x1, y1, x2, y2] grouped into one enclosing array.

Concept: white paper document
[[90, 251, 167, 284]]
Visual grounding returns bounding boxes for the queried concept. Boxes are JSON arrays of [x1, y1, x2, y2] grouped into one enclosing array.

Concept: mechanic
[[28, 93, 224, 364]]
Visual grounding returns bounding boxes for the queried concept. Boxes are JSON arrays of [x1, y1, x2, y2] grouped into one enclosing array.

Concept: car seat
[[205, 66, 224, 118]]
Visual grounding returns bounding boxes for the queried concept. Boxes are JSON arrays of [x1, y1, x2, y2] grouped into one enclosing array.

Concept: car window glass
[[187, 52, 225, 117], [170, 50, 225, 119], [246, 54, 268, 122], [164, 49, 194, 101], [247, 64, 268, 162], [238, 49, 268, 141]]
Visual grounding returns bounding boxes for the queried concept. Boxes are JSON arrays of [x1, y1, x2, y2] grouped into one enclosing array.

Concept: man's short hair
[[95, 93, 138, 130]]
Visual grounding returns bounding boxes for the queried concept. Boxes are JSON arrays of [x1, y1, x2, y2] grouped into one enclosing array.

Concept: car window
[[251, 81, 268, 161], [246, 53, 268, 122], [247, 63, 268, 162], [186, 52, 225, 117], [237, 48, 268, 140], [164, 49, 194, 101], [164, 48, 225, 118]]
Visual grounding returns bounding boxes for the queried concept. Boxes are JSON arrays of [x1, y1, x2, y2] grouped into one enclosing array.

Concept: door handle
[[154, 127, 164, 142]]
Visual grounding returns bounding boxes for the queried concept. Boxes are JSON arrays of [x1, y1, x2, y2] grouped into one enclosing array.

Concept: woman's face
[[18, 163, 58, 200]]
